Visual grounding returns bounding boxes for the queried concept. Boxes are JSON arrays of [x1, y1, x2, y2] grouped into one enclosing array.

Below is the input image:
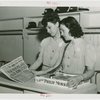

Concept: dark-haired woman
[[30, 11, 65, 76], [60, 16, 96, 89]]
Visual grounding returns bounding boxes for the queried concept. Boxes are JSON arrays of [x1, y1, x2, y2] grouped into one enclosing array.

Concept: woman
[[59, 16, 96, 89], [30, 11, 65, 76]]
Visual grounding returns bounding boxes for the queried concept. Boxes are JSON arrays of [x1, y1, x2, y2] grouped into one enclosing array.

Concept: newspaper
[[0, 56, 34, 83], [34, 73, 87, 88]]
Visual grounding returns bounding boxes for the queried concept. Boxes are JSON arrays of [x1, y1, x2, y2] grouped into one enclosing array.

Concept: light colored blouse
[[40, 37, 65, 71], [62, 38, 96, 75]]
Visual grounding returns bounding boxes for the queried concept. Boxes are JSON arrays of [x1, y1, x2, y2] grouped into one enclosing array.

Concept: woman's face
[[46, 22, 59, 37], [60, 24, 72, 41]]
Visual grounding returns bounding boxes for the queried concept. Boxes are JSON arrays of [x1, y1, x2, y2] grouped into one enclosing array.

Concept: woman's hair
[[60, 16, 84, 38], [41, 11, 60, 27]]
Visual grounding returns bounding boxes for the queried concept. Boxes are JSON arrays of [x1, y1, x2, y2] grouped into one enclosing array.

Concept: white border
[[0, 94, 100, 100], [0, 0, 100, 7], [0, 0, 100, 100]]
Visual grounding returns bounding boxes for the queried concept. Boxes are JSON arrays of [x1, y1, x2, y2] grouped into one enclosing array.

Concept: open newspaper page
[[0, 56, 34, 83]]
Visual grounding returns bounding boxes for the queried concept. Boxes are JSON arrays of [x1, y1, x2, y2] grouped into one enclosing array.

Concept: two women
[[30, 11, 96, 89]]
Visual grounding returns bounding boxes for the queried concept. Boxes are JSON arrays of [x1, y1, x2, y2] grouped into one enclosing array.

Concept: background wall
[[0, 7, 56, 19], [0, 7, 100, 19]]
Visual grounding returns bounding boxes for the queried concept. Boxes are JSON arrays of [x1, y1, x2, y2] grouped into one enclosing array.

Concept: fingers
[[67, 75, 83, 89], [67, 79, 78, 89], [72, 84, 77, 89]]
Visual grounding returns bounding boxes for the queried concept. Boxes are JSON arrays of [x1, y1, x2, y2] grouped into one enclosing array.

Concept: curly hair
[[41, 11, 60, 27], [60, 16, 84, 38]]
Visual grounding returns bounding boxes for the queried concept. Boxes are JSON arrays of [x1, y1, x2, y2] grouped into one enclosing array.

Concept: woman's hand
[[30, 70, 45, 76], [30, 70, 53, 78], [67, 75, 83, 89]]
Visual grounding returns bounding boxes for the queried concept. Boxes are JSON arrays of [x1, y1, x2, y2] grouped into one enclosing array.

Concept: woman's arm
[[34, 53, 62, 75], [29, 54, 42, 71], [81, 66, 94, 81], [34, 45, 66, 76], [67, 67, 95, 89], [29, 47, 43, 71]]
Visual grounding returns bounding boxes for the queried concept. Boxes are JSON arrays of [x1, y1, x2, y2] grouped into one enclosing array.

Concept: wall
[[0, 7, 100, 19], [0, 7, 56, 19], [0, 7, 55, 63]]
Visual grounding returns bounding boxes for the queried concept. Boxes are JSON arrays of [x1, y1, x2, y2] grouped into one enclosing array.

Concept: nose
[[46, 28, 49, 33], [60, 31, 63, 36]]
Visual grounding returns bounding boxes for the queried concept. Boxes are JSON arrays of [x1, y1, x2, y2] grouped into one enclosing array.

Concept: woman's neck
[[53, 29, 61, 40]]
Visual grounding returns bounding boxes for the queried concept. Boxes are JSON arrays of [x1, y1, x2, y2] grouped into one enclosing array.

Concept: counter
[[0, 73, 97, 94]]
